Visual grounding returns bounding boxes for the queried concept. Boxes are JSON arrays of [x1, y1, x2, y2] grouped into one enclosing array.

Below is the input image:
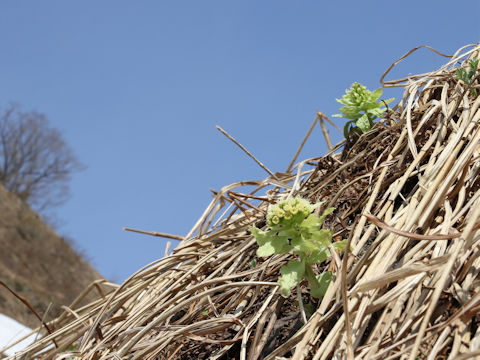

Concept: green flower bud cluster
[[250, 197, 346, 299], [343, 82, 370, 109], [456, 58, 479, 97], [266, 197, 312, 227], [333, 82, 394, 138]]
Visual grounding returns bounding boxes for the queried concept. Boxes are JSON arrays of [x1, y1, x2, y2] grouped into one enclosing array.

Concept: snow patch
[[0, 314, 36, 357]]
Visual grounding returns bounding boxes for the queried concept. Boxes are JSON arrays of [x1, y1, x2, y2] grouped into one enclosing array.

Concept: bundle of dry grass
[[5, 43, 480, 360]]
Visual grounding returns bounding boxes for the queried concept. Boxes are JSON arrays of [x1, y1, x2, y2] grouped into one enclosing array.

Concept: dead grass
[[5, 43, 480, 360], [0, 184, 103, 330]]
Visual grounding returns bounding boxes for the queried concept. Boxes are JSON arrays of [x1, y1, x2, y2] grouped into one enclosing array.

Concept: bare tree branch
[[0, 103, 85, 214]]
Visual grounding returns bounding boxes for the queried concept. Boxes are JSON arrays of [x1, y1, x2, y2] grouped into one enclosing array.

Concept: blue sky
[[1, 1, 479, 282]]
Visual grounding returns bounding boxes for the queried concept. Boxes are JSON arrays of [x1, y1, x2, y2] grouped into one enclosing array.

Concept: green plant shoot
[[333, 82, 394, 139], [249, 197, 346, 298], [456, 58, 479, 96]]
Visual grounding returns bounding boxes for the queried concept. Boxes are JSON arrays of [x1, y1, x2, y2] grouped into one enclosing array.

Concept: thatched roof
[[4, 43, 480, 360]]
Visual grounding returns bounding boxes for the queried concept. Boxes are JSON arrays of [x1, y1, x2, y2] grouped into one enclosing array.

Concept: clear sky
[[0, 1, 479, 282]]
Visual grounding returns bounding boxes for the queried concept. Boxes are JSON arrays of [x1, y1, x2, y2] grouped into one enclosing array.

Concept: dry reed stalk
[[5, 43, 480, 360]]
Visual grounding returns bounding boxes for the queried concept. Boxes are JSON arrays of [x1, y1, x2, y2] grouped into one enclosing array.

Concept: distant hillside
[[0, 184, 102, 329]]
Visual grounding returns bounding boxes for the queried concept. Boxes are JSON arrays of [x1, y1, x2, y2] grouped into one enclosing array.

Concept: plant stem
[[297, 284, 307, 324]]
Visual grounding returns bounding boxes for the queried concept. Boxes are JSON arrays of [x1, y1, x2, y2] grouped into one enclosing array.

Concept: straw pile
[[5, 43, 480, 360]]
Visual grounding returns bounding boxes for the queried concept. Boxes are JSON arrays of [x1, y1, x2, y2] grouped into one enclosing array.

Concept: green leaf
[[279, 259, 306, 297], [339, 106, 362, 120], [272, 236, 292, 254], [305, 267, 332, 299], [312, 272, 333, 298], [291, 236, 318, 254], [344, 120, 356, 138], [356, 114, 371, 133], [322, 207, 335, 216], [301, 213, 322, 230], [344, 124, 350, 139], [370, 87, 383, 101], [318, 207, 334, 225], [367, 108, 385, 118], [311, 201, 325, 210], [250, 226, 291, 257], [308, 247, 330, 264], [278, 228, 300, 239], [256, 243, 275, 257], [250, 226, 269, 246], [456, 68, 468, 83], [257, 235, 291, 257], [310, 229, 333, 248], [468, 59, 479, 76], [331, 240, 347, 252]]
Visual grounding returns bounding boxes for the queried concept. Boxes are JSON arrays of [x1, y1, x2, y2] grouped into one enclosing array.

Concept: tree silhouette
[[0, 104, 84, 214]]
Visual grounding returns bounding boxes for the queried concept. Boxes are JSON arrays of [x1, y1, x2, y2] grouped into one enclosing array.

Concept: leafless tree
[[0, 104, 84, 214]]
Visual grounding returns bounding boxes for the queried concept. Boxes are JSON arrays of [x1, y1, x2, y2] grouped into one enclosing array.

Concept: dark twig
[[0, 280, 58, 348]]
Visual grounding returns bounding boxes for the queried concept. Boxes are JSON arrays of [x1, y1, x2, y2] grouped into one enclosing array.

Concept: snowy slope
[[0, 313, 35, 357]]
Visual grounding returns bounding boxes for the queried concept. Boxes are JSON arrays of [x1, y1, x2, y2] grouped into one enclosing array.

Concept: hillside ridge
[[0, 184, 102, 329]]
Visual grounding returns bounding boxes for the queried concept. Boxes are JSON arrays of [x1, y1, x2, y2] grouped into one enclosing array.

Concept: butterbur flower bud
[[266, 197, 313, 227], [349, 83, 368, 105]]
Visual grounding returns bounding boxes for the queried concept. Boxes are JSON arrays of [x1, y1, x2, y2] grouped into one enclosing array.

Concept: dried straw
[[4, 43, 480, 360]]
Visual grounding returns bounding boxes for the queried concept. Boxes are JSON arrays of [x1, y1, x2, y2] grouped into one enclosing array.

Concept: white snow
[[0, 313, 36, 357]]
